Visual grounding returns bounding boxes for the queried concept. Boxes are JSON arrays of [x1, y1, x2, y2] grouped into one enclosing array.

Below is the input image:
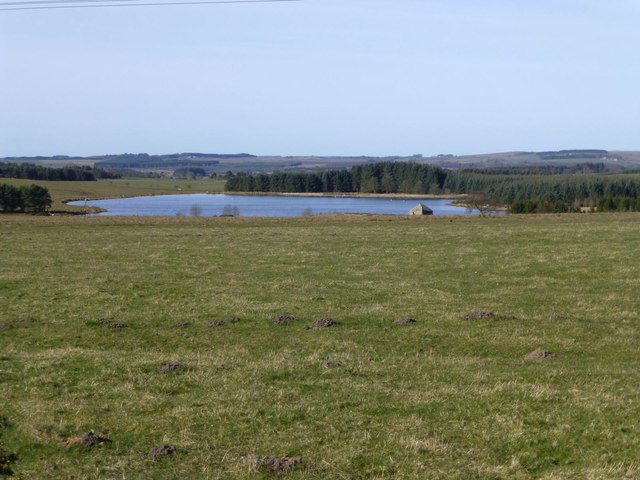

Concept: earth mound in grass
[[524, 348, 557, 361], [158, 363, 181, 373], [208, 320, 226, 327], [394, 317, 417, 325], [74, 432, 111, 447], [260, 455, 302, 471], [322, 360, 341, 369], [149, 444, 176, 461], [271, 314, 295, 324], [311, 317, 336, 328], [464, 310, 495, 320]]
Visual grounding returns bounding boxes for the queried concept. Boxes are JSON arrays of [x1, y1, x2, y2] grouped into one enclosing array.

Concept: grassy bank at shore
[[1, 213, 639, 478]]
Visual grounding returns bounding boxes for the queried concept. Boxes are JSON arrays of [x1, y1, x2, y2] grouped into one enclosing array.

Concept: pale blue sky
[[1, 0, 639, 157]]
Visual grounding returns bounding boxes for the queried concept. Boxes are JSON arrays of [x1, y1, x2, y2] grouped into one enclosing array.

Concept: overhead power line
[[1, 0, 158, 6], [0, 0, 300, 11]]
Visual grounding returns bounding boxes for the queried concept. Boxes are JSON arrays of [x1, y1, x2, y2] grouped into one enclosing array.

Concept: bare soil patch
[[464, 310, 495, 320], [394, 317, 417, 325], [524, 348, 557, 361], [271, 314, 295, 324], [208, 320, 226, 327], [72, 432, 111, 447], [95, 318, 110, 325], [149, 444, 176, 461], [548, 314, 567, 321], [19, 316, 37, 324], [322, 360, 341, 369], [261, 455, 302, 471], [107, 322, 126, 329], [310, 317, 337, 328], [158, 363, 181, 373]]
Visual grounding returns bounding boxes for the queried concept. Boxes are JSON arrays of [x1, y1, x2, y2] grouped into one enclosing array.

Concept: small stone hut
[[409, 203, 433, 216]]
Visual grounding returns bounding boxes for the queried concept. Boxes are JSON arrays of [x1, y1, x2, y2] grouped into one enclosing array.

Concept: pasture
[[1, 213, 639, 479]]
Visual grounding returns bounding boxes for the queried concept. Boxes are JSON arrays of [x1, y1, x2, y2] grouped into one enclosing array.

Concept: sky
[[1, 0, 639, 157]]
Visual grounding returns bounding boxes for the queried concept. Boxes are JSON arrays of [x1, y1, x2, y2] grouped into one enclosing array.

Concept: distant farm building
[[410, 203, 433, 215]]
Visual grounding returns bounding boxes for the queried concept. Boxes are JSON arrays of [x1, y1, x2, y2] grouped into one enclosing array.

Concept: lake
[[69, 194, 503, 217]]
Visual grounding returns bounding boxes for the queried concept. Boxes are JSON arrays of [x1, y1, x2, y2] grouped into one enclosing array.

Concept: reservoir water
[[69, 194, 503, 217]]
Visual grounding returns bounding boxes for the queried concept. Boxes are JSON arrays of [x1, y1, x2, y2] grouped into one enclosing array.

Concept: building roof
[[411, 203, 433, 214]]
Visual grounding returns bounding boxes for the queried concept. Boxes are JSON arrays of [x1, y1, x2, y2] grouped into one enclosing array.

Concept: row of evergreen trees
[[0, 184, 52, 214], [510, 195, 640, 214], [225, 162, 447, 194], [225, 161, 640, 213], [443, 172, 640, 211], [0, 163, 120, 181]]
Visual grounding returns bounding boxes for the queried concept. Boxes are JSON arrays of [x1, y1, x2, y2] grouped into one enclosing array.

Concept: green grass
[[1, 213, 639, 479], [0, 177, 226, 212]]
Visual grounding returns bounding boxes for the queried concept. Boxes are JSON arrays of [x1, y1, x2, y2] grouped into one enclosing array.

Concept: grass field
[[0, 178, 226, 213], [1, 213, 639, 479]]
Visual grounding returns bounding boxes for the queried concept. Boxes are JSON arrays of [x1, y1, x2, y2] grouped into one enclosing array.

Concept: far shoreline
[[223, 191, 468, 200]]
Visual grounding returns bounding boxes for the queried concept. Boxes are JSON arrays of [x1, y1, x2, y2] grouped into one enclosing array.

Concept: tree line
[[225, 161, 640, 213], [0, 163, 120, 181], [0, 184, 52, 214], [225, 162, 447, 194], [443, 171, 640, 212]]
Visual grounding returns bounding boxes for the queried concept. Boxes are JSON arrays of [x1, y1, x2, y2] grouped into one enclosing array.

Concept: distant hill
[[94, 152, 254, 169], [2, 149, 640, 174], [422, 150, 639, 169]]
